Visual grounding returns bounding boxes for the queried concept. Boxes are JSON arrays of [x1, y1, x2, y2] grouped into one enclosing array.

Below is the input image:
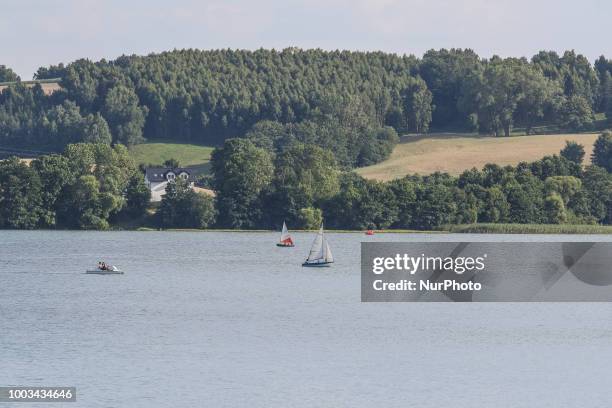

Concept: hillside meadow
[[129, 140, 213, 167], [357, 132, 601, 181]]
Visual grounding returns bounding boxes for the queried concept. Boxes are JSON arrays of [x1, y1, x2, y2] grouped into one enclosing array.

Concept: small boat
[[302, 224, 334, 267], [86, 265, 124, 275], [277, 221, 295, 247], [366, 230, 375, 235]]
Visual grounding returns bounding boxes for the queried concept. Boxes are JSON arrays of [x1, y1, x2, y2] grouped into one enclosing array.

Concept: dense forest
[[1, 48, 612, 168], [2, 48, 612, 231]]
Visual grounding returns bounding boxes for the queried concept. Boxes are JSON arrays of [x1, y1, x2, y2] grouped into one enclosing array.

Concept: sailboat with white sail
[[302, 224, 334, 267], [277, 221, 295, 247]]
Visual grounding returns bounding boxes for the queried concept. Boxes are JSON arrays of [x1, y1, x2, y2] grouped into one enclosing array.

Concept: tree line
[[1, 131, 612, 231], [1, 48, 612, 167], [0, 144, 150, 229]]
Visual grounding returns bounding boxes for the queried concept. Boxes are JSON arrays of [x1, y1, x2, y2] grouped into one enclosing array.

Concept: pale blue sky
[[2, 0, 610, 79]]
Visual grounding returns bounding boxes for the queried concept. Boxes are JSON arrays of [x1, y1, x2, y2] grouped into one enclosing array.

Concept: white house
[[144, 167, 195, 202]]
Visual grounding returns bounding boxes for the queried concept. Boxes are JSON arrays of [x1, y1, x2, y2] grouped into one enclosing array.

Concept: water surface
[[1, 231, 612, 407]]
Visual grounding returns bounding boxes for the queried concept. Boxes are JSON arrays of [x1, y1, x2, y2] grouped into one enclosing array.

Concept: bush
[[296, 207, 323, 229], [560, 141, 585, 164], [159, 179, 216, 228], [544, 193, 567, 224]]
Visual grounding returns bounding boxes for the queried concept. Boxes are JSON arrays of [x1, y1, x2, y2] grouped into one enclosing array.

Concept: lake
[[1, 231, 612, 407]]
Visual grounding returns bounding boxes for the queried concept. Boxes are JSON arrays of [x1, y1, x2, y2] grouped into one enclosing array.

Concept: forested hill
[[1, 48, 612, 167]]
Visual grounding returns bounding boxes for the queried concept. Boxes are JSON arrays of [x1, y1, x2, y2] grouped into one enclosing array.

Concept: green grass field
[[357, 132, 603, 181], [129, 140, 214, 168]]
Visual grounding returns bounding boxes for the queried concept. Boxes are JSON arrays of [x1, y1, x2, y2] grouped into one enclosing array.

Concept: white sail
[[306, 226, 324, 261], [305, 225, 333, 264], [280, 221, 290, 242], [323, 238, 334, 263]]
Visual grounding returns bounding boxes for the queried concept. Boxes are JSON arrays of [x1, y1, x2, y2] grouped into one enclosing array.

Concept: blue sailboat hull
[[301, 261, 332, 267]]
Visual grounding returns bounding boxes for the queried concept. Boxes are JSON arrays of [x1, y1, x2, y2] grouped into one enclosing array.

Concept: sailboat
[[277, 221, 295, 247], [302, 224, 334, 267]]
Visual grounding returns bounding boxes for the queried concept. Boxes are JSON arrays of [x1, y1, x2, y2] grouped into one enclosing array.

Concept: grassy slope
[[129, 140, 214, 168], [357, 132, 602, 181]]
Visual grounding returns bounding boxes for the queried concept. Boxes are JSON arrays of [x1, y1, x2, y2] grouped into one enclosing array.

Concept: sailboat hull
[[302, 261, 332, 267], [277, 243, 295, 247]]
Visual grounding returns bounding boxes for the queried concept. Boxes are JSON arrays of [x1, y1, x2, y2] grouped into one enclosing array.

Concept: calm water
[[1, 231, 612, 408]]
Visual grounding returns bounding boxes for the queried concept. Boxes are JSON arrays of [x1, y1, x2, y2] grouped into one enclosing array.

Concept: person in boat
[[100, 262, 107, 271]]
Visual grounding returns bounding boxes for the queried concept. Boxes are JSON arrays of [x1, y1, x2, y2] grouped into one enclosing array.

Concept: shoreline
[[133, 228, 446, 233], [445, 223, 612, 234], [4, 224, 612, 234]]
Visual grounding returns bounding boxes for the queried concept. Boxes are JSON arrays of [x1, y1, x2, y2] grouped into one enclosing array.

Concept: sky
[[2, 0, 611, 79]]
